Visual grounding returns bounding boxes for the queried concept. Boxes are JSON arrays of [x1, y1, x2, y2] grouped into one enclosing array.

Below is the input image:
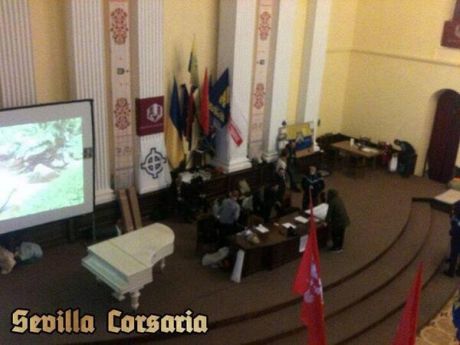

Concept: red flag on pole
[[391, 263, 423, 345], [200, 69, 210, 136], [293, 191, 327, 345]]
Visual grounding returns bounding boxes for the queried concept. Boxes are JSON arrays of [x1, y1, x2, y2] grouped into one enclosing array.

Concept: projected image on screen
[[0, 118, 84, 222]]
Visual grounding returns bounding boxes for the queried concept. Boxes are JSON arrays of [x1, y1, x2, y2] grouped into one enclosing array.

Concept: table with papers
[[228, 212, 328, 281]]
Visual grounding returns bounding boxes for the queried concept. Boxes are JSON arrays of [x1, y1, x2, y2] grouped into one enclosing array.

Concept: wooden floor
[[0, 169, 457, 345]]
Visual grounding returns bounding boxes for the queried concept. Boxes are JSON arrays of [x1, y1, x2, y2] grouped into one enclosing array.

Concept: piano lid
[[89, 223, 175, 268]]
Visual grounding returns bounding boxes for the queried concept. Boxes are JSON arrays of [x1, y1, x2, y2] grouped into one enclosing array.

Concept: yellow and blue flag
[[210, 68, 230, 127]]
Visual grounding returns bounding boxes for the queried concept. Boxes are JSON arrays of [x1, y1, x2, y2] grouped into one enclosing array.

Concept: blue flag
[[170, 78, 182, 136], [209, 68, 230, 127]]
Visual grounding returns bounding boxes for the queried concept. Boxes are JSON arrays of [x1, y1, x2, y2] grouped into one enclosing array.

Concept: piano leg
[[112, 292, 126, 302], [130, 290, 141, 310]]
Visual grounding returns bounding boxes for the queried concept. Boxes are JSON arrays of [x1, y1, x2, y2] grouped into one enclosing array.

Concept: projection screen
[[0, 100, 94, 235]]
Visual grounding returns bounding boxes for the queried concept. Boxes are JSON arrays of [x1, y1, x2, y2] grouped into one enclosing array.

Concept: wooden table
[[331, 140, 382, 175], [229, 213, 328, 279]]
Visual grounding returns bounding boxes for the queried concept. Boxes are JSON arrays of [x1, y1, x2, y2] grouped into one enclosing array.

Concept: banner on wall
[[248, 0, 274, 159], [135, 97, 172, 194], [136, 133, 172, 194], [109, 0, 134, 189], [136, 96, 164, 136], [441, 0, 460, 49]]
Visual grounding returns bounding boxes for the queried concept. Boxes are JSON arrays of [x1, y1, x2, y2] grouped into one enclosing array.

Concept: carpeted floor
[[0, 169, 450, 344]]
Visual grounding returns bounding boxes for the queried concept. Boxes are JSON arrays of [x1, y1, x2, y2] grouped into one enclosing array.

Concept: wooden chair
[[117, 186, 143, 234]]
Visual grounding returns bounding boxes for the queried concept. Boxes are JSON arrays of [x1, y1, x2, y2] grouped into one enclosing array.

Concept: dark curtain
[[427, 90, 460, 183]]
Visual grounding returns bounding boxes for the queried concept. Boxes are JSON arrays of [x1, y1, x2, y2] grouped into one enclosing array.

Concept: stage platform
[[0, 170, 457, 345]]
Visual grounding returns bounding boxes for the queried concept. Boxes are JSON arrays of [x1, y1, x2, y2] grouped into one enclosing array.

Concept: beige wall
[[286, 0, 308, 125], [338, 0, 460, 175], [29, 0, 69, 103], [24, 0, 460, 176], [318, 0, 358, 135], [163, 0, 218, 102]]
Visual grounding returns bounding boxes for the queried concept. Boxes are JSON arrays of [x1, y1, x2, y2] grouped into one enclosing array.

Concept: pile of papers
[[294, 216, 308, 224], [255, 224, 269, 233]]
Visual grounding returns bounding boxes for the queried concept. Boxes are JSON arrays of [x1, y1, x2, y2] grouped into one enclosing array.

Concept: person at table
[[393, 139, 415, 177], [275, 149, 288, 197], [444, 202, 460, 277], [262, 183, 284, 223], [285, 140, 300, 192], [325, 189, 350, 252], [301, 165, 325, 210], [217, 190, 241, 246]]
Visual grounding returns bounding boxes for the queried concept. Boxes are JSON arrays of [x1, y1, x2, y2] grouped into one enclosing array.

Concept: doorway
[[427, 90, 460, 183]]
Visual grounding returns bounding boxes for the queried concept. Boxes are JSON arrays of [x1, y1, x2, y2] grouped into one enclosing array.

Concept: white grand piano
[[82, 223, 174, 310]]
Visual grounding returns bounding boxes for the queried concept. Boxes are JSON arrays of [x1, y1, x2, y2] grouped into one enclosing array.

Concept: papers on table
[[282, 222, 296, 229], [305, 203, 329, 221], [361, 147, 379, 154], [294, 216, 309, 224], [255, 224, 269, 234]]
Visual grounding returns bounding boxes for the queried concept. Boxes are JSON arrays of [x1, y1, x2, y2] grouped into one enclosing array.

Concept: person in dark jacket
[[301, 165, 325, 210], [325, 189, 350, 252], [394, 139, 415, 177], [261, 183, 283, 223], [285, 141, 300, 191], [444, 202, 460, 277]]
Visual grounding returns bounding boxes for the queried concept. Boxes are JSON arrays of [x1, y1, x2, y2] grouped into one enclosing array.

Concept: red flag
[[293, 191, 327, 345], [200, 69, 210, 136], [228, 117, 243, 146], [391, 263, 423, 345]]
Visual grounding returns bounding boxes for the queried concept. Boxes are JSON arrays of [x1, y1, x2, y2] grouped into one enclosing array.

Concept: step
[[324, 202, 432, 317], [342, 208, 456, 345], [156, 203, 437, 345], [326, 208, 450, 344], [263, 270, 457, 345], [240, 207, 449, 345], [346, 269, 458, 345]]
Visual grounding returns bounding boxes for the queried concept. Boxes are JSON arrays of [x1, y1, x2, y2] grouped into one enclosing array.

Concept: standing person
[[325, 189, 350, 252], [217, 190, 241, 246], [444, 202, 460, 277], [262, 183, 283, 223], [275, 149, 288, 196], [394, 139, 415, 177], [285, 140, 300, 191], [301, 165, 325, 210]]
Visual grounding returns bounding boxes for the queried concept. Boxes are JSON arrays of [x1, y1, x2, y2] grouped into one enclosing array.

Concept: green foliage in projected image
[[0, 117, 85, 221]]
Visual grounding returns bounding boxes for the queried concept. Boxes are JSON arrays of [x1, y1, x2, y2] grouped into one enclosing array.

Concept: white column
[[213, 0, 256, 173], [131, 0, 171, 194], [297, 0, 332, 140], [262, 0, 297, 162], [0, 0, 35, 108], [66, 0, 114, 205]]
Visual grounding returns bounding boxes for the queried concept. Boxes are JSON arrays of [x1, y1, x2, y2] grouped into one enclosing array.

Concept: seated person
[[301, 165, 325, 209], [261, 182, 284, 223], [217, 190, 241, 246], [394, 139, 415, 177], [174, 176, 194, 222], [275, 150, 288, 197]]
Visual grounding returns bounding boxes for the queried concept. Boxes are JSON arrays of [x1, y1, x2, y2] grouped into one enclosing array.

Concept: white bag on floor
[[389, 154, 398, 172], [201, 247, 229, 267], [231, 249, 245, 283]]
